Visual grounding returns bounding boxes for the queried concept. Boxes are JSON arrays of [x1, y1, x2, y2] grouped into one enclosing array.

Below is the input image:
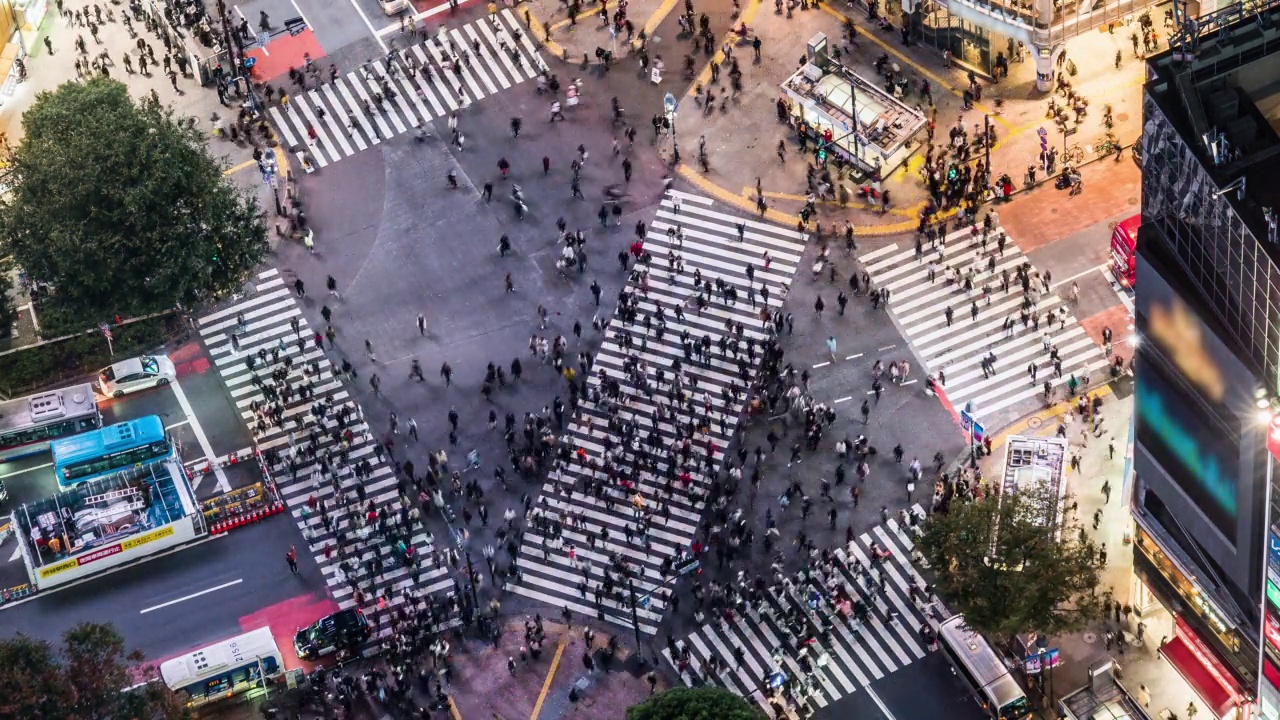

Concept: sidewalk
[[979, 386, 1207, 719], [444, 616, 662, 719], [523, 0, 682, 61], [587, 0, 1147, 235]]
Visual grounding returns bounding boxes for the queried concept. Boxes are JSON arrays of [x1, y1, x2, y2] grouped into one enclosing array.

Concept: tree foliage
[[917, 482, 1106, 640], [0, 622, 187, 720], [626, 687, 766, 720], [0, 77, 267, 323]]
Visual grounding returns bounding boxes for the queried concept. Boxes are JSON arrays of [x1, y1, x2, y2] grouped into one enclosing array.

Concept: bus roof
[[0, 384, 99, 433], [50, 415, 165, 463], [938, 615, 1012, 690], [159, 627, 280, 688]]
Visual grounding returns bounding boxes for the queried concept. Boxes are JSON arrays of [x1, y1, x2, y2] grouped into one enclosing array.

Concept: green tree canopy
[[626, 686, 766, 720], [0, 76, 267, 323], [0, 621, 186, 720], [917, 482, 1106, 640]]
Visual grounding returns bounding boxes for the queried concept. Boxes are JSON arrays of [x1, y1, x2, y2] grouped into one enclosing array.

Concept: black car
[[294, 609, 371, 661]]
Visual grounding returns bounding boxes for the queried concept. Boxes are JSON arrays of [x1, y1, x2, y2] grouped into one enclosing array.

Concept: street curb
[[522, 7, 569, 61]]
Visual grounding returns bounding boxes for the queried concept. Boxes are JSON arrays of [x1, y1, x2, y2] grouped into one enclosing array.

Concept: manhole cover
[[1027, 416, 1044, 429], [1127, 197, 1138, 204], [1082, 631, 1097, 644]]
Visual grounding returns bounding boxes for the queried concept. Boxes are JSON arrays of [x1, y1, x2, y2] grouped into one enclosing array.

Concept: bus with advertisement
[[9, 456, 205, 592], [1110, 214, 1140, 289], [0, 384, 102, 462], [51, 415, 175, 489]]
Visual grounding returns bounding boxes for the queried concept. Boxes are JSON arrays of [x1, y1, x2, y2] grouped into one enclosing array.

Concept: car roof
[[108, 358, 144, 376]]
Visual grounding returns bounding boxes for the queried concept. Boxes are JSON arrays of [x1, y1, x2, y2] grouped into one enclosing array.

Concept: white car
[[96, 355, 177, 398]]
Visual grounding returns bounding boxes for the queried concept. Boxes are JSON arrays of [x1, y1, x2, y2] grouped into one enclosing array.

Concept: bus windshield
[[999, 695, 1035, 719]]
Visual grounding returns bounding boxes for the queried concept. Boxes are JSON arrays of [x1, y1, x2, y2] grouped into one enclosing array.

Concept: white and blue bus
[[0, 384, 101, 462], [50, 415, 174, 488], [159, 627, 284, 707]]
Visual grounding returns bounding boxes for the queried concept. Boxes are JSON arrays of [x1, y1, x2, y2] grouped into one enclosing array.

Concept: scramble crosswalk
[[662, 511, 931, 720], [859, 227, 1109, 421], [197, 268, 458, 632], [268, 9, 546, 171], [507, 190, 808, 633]]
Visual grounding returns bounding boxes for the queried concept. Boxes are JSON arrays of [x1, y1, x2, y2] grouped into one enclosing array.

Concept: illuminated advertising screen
[[1264, 657, 1280, 720], [1134, 255, 1252, 544], [1136, 368, 1239, 538]]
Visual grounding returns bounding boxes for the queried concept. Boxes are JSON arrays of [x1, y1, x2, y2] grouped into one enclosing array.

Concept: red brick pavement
[[1079, 304, 1135, 365], [998, 157, 1142, 253]]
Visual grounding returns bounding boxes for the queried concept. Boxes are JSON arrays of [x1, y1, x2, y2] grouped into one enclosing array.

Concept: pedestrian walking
[[417, 313, 427, 335], [286, 545, 298, 573]]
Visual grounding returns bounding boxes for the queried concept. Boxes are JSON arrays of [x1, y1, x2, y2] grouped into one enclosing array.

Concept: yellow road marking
[[224, 158, 257, 175], [817, 3, 1011, 129], [682, 0, 763, 99], [635, 0, 683, 50], [523, 10, 567, 60], [448, 695, 463, 720], [547, 4, 605, 33], [987, 384, 1115, 452], [529, 635, 569, 720], [741, 185, 921, 217]]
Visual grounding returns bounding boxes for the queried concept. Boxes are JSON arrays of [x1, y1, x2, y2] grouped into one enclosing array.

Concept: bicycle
[[1062, 144, 1085, 165]]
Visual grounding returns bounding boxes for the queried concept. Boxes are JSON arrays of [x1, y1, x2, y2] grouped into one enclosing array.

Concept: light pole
[[626, 573, 645, 665]]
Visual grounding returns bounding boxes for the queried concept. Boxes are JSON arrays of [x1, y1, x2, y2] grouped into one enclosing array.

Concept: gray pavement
[[0, 513, 327, 661]]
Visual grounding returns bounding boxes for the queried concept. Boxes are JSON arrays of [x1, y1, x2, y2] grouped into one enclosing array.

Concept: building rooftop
[[1144, 2, 1280, 250]]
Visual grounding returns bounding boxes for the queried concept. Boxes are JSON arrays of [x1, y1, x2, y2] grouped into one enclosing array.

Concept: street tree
[[0, 76, 267, 323], [0, 621, 187, 720], [916, 482, 1106, 640], [626, 686, 766, 720]]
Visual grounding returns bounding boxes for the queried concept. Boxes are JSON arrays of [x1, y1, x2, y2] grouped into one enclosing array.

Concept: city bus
[[936, 614, 1034, 720], [50, 415, 174, 488], [1110, 214, 1139, 289], [0, 383, 102, 462], [159, 627, 284, 707]]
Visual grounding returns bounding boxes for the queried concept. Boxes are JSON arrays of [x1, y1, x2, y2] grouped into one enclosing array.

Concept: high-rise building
[[1132, 4, 1280, 718]]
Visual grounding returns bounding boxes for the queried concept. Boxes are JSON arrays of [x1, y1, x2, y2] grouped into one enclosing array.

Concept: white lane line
[[165, 419, 191, 431], [901, 379, 918, 386], [289, 0, 314, 33], [1053, 262, 1110, 290], [868, 687, 899, 720], [375, 0, 479, 35], [346, 0, 389, 52], [140, 579, 243, 613], [0, 461, 53, 480], [834, 396, 852, 403], [169, 379, 231, 493], [269, 107, 300, 148], [812, 361, 831, 368], [846, 353, 864, 360], [877, 345, 897, 351]]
